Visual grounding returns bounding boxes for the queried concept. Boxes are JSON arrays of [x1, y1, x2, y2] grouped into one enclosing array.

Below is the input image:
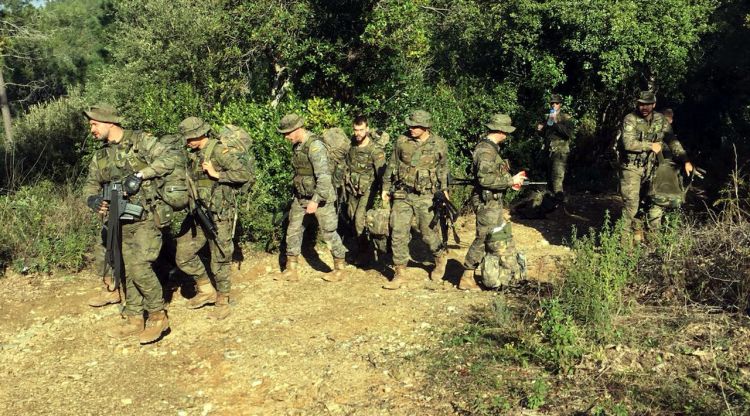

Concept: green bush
[[0, 181, 97, 275]]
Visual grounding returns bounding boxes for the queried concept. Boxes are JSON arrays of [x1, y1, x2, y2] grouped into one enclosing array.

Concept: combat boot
[[187, 276, 217, 309], [279, 255, 300, 282], [383, 265, 406, 290], [431, 253, 448, 281], [139, 310, 170, 344], [458, 268, 481, 291], [87, 276, 120, 307], [322, 257, 347, 282], [209, 293, 230, 320], [106, 314, 145, 339]]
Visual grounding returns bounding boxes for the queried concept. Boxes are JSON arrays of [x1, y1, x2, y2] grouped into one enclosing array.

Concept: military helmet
[[549, 93, 563, 104], [179, 117, 212, 139], [485, 113, 516, 133], [405, 110, 432, 128], [277, 113, 305, 134], [83, 104, 123, 124], [636, 91, 657, 104]]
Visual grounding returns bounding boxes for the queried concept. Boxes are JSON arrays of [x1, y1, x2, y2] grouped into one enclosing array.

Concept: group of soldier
[[81, 89, 690, 344]]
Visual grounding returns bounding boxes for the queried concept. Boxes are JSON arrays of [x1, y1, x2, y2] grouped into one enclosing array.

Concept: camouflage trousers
[[286, 197, 347, 259], [347, 189, 375, 237], [463, 197, 503, 270], [175, 214, 235, 294], [390, 192, 444, 266], [548, 139, 570, 196], [620, 164, 663, 232], [120, 216, 164, 316]]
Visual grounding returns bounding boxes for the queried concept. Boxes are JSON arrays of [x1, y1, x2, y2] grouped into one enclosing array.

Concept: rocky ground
[[0, 194, 616, 416]]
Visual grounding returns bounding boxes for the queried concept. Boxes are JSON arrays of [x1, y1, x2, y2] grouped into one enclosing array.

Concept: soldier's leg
[[646, 203, 665, 232], [389, 199, 415, 266], [550, 149, 570, 197], [285, 198, 307, 257], [463, 200, 503, 269], [175, 216, 209, 280], [619, 166, 645, 232], [347, 194, 360, 234], [353, 191, 370, 238], [209, 219, 235, 294], [122, 220, 164, 315], [88, 231, 120, 307], [414, 194, 444, 257], [315, 201, 347, 259]]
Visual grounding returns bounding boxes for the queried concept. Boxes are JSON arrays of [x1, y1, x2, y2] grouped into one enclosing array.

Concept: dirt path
[[0, 195, 614, 415]]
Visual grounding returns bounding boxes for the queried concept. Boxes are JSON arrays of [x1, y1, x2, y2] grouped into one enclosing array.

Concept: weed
[[524, 376, 549, 410]]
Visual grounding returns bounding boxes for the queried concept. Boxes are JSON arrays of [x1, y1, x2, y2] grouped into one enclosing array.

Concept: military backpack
[[204, 124, 255, 194], [648, 152, 685, 208], [479, 222, 526, 289], [156, 134, 190, 211], [322, 127, 350, 191]]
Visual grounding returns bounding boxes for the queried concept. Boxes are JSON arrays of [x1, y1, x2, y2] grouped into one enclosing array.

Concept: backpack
[[480, 222, 526, 289], [322, 127, 350, 190], [156, 134, 189, 211], [511, 190, 559, 219], [204, 124, 255, 193], [649, 152, 685, 208]]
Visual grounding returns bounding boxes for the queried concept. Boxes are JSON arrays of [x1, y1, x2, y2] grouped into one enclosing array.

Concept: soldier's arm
[[213, 145, 255, 186], [436, 137, 449, 191], [621, 115, 652, 153], [475, 147, 513, 191], [553, 113, 574, 139], [309, 140, 334, 204], [139, 135, 178, 179], [382, 143, 398, 192]]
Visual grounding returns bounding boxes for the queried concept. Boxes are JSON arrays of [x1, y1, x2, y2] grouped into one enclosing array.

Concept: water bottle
[[546, 108, 555, 126]]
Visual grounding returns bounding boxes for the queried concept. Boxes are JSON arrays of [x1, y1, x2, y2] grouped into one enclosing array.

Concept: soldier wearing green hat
[[458, 114, 527, 290], [82, 103, 180, 344], [174, 117, 254, 320], [619, 91, 693, 239], [381, 110, 449, 289], [277, 113, 348, 282], [537, 93, 575, 203]]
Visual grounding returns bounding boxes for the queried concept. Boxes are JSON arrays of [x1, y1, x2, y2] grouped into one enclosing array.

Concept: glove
[[87, 195, 104, 212], [123, 173, 143, 195]]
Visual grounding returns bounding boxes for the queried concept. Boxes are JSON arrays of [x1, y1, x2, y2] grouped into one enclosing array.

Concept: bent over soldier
[[277, 114, 348, 282], [460, 114, 526, 290], [346, 115, 386, 265], [82, 104, 179, 344], [619, 91, 693, 237], [175, 117, 254, 320], [381, 110, 449, 290]]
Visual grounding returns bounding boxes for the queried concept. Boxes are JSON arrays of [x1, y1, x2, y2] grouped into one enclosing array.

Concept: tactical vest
[[473, 139, 510, 199], [395, 135, 443, 194], [621, 112, 669, 167], [292, 135, 321, 198], [96, 131, 160, 206], [347, 142, 379, 196], [186, 139, 239, 218]]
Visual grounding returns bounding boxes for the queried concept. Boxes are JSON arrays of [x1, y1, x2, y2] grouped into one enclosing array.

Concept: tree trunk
[[0, 67, 12, 149]]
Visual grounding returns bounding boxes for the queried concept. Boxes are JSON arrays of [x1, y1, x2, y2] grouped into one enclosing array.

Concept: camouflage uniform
[[620, 93, 687, 232], [345, 138, 386, 239], [175, 121, 254, 297], [382, 111, 448, 269], [539, 95, 575, 198], [286, 130, 347, 259], [82, 130, 179, 317]]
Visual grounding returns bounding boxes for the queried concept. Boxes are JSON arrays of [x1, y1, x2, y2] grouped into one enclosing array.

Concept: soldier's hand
[[537, 123, 544, 132], [306, 200, 319, 214], [511, 172, 526, 190], [98, 200, 110, 216], [202, 161, 220, 179], [381, 191, 390, 203], [685, 162, 694, 175], [651, 142, 663, 154]]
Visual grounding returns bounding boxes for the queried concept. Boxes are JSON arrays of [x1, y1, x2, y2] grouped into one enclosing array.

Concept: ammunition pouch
[[152, 200, 175, 229], [480, 189, 503, 204], [293, 175, 316, 199]]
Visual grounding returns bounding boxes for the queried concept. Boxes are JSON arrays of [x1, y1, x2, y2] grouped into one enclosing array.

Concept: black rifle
[[430, 191, 461, 245], [100, 182, 144, 290], [449, 176, 547, 187], [186, 177, 224, 256], [522, 180, 548, 186]]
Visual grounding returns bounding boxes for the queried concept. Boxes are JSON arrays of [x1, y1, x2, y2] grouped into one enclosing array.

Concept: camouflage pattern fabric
[[389, 193, 444, 266], [345, 140, 386, 236], [121, 217, 164, 315], [540, 111, 574, 195], [175, 216, 234, 293], [286, 197, 347, 258]]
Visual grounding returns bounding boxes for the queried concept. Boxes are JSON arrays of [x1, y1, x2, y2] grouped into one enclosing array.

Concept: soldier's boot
[[209, 293, 230, 320], [383, 265, 406, 290], [106, 314, 145, 339], [87, 276, 121, 307], [431, 253, 448, 281], [322, 257, 347, 282], [139, 310, 170, 344], [458, 268, 481, 291], [187, 277, 217, 309], [280, 255, 300, 282]]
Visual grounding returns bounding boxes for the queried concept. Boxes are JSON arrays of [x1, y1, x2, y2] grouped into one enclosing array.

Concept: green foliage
[[538, 299, 584, 372], [0, 181, 97, 275], [524, 377, 550, 410]]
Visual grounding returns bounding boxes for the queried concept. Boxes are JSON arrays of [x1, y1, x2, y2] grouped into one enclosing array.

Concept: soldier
[[82, 104, 178, 344], [459, 114, 526, 290], [345, 115, 386, 265], [277, 114, 348, 282], [381, 110, 449, 290], [175, 117, 254, 320], [619, 91, 693, 237], [537, 93, 575, 203]]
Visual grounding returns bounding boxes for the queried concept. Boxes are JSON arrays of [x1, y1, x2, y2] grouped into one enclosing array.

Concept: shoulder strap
[[204, 139, 220, 162]]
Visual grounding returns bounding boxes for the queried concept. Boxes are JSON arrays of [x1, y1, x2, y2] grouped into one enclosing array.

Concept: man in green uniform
[[345, 115, 386, 265], [277, 114, 348, 282], [619, 91, 693, 237], [82, 104, 178, 344], [175, 117, 254, 320], [381, 110, 449, 289], [459, 114, 526, 290], [537, 93, 575, 203]]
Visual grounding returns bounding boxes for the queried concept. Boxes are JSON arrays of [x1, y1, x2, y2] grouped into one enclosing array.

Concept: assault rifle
[[448, 175, 547, 188], [186, 177, 223, 256], [430, 191, 461, 245]]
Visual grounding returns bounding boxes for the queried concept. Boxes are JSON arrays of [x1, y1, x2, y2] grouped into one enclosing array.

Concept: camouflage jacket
[[187, 137, 254, 215], [345, 139, 386, 196], [621, 111, 687, 164], [540, 110, 575, 142], [472, 138, 513, 192], [383, 132, 449, 195], [291, 130, 335, 203], [82, 130, 179, 207]]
